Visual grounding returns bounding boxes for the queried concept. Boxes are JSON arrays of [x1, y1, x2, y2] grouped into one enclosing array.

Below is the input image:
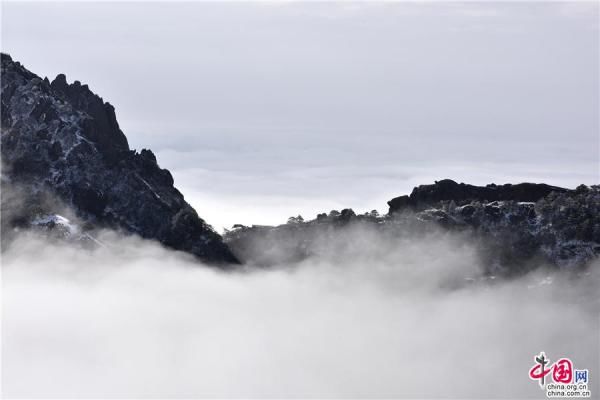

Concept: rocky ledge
[[1, 53, 238, 265], [387, 179, 568, 214]]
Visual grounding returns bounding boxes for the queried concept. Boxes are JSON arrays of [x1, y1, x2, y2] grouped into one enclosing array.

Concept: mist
[[2, 228, 598, 398]]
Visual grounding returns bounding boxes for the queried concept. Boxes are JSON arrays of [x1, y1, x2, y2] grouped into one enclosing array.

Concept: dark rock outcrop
[[387, 179, 568, 214], [1, 53, 238, 265], [225, 182, 599, 274]]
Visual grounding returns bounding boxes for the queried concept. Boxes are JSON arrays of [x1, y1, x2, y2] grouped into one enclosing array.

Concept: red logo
[[529, 352, 574, 387]]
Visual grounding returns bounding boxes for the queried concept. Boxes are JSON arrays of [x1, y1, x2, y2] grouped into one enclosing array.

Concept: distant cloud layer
[[2, 2, 598, 229]]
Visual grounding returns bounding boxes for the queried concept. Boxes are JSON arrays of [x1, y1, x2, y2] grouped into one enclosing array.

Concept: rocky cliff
[[1, 53, 238, 265], [225, 180, 599, 274]]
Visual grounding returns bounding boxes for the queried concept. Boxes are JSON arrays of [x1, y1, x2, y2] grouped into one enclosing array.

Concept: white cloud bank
[[2, 230, 598, 398]]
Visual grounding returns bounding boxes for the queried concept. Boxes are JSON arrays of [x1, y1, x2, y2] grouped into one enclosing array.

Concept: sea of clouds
[[2, 227, 598, 399]]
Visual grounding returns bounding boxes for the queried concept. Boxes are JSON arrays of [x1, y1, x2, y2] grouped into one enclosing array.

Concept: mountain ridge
[[0, 53, 239, 265], [225, 180, 599, 273], [2, 53, 598, 273]]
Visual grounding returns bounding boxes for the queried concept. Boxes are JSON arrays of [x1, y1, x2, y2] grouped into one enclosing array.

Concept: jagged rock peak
[[1, 53, 239, 265], [2, 53, 129, 161]]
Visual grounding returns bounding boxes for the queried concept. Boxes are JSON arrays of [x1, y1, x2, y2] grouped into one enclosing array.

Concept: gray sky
[[2, 1, 598, 230]]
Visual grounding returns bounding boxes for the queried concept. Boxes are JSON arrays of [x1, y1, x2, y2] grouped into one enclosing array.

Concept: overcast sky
[[2, 1, 598, 230]]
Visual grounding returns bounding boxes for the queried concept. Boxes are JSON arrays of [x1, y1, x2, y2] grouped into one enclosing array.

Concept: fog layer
[[2, 230, 598, 398]]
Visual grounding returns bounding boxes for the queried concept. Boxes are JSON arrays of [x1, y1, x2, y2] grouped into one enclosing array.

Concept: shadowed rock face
[[1, 53, 238, 265], [387, 179, 569, 214]]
